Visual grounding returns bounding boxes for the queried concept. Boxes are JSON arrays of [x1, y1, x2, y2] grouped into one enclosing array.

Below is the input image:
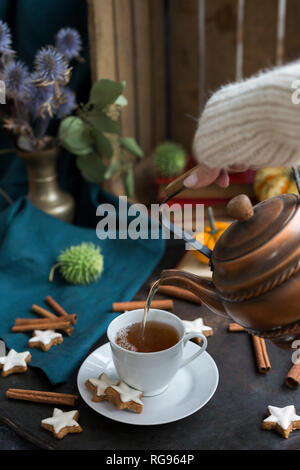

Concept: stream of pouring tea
[[142, 279, 161, 331]]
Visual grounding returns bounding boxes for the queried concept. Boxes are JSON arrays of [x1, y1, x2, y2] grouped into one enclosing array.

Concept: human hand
[[183, 163, 249, 189]]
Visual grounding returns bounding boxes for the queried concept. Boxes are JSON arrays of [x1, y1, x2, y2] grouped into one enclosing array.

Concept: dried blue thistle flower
[[55, 27, 82, 61], [0, 26, 81, 147], [3, 117, 32, 137], [34, 46, 69, 85], [3, 60, 30, 99], [0, 20, 13, 55], [56, 87, 76, 118], [28, 81, 54, 119]]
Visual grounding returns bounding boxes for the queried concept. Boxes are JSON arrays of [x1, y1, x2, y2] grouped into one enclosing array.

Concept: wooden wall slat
[[114, 0, 136, 139], [284, 0, 300, 64], [243, 0, 277, 78], [169, 0, 200, 151], [276, 0, 287, 65], [149, 0, 166, 147], [134, 0, 166, 203], [132, 0, 152, 154], [87, 0, 116, 82], [205, 0, 237, 97]]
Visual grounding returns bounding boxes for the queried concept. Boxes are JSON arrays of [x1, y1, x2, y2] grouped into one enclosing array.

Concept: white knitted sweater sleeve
[[193, 61, 300, 169]]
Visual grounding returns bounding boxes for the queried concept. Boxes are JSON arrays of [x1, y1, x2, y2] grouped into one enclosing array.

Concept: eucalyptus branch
[[58, 78, 143, 195]]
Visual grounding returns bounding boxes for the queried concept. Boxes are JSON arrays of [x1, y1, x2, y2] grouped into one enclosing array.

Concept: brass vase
[[18, 146, 75, 223]]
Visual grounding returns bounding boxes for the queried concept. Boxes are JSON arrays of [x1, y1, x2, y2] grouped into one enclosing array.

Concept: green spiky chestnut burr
[[154, 141, 187, 178], [49, 242, 104, 285]]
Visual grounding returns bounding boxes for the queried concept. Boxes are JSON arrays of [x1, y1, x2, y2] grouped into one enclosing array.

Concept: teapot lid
[[212, 193, 300, 297], [213, 193, 298, 262]]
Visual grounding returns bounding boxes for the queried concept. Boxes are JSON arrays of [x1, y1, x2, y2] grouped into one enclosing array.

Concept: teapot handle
[[164, 164, 202, 200], [160, 269, 230, 319]]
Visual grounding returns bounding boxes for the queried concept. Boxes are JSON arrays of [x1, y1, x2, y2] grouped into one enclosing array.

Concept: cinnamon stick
[[22, 313, 77, 325], [45, 295, 69, 317], [13, 320, 74, 336], [228, 323, 245, 332], [112, 299, 174, 312], [31, 304, 57, 320], [285, 363, 300, 389], [17, 315, 76, 325], [65, 313, 77, 324], [31, 304, 74, 334], [6, 388, 79, 406], [228, 324, 271, 373], [252, 335, 271, 373], [12, 320, 72, 333], [156, 285, 202, 305]]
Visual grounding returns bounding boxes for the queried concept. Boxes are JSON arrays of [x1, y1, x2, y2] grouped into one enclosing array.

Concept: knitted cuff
[[193, 61, 300, 169]]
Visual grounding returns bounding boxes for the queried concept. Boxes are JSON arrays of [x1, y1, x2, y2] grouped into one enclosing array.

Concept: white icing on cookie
[[89, 373, 119, 397], [182, 318, 213, 334], [0, 349, 30, 372], [110, 381, 143, 405], [264, 405, 300, 430], [29, 330, 62, 346], [41, 408, 79, 434]]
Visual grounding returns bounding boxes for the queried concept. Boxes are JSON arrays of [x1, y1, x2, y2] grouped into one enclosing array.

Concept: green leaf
[[94, 131, 113, 159], [86, 111, 119, 134], [59, 116, 93, 156], [115, 94, 128, 107], [120, 137, 143, 158], [123, 164, 134, 197], [89, 79, 125, 108], [104, 158, 118, 180], [76, 152, 107, 184]]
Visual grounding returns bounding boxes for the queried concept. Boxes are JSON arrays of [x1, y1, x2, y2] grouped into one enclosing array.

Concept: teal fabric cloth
[[0, 193, 165, 384]]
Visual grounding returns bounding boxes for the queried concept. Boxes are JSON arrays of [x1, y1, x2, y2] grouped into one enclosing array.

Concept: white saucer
[[77, 342, 219, 426]]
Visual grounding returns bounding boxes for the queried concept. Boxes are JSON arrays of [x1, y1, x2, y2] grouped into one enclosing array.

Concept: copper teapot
[[159, 168, 300, 348]]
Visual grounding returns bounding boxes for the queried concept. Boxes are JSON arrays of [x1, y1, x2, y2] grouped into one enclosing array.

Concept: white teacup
[[107, 309, 207, 396]]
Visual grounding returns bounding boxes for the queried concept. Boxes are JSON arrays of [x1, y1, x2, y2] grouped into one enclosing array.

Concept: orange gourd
[[192, 207, 230, 265], [254, 167, 299, 202]]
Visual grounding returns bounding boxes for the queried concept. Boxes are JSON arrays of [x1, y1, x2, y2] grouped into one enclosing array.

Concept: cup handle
[[179, 331, 207, 369]]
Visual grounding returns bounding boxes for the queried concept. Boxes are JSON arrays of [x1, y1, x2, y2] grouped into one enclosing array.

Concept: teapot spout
[[159, 269, 229, 319]]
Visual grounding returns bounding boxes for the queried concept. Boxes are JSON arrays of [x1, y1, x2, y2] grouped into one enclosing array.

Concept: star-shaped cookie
[[262, 405, 300, 438], [106, 381, 143, 413], [182, 317, 213, 342], [0, 349, 31, 377], [85, 373, 119, 402], [28, 329, 63, 351], [41, 408, 82, 439]]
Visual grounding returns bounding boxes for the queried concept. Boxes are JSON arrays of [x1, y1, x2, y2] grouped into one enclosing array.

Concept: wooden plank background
[[204, 0, 237, 97], [169, 0, 199, 151], [114, 0, 136, 140], [87, 0, 165, 156], [149, 0, 166, 146], [87, 0, 300, 155], [87, 0, 117, 81], [285, 0, 300, 63], [243, 0, 278, 77]]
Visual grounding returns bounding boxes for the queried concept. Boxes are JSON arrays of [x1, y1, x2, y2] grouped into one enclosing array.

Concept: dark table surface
[[1, 240, 300, 450]]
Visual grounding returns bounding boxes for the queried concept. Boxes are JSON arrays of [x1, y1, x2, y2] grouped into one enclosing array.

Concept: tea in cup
[[107, 309, 207, 396]]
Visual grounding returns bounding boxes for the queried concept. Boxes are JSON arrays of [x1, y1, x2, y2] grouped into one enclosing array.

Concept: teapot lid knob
[[226, 194, 254, 222]]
